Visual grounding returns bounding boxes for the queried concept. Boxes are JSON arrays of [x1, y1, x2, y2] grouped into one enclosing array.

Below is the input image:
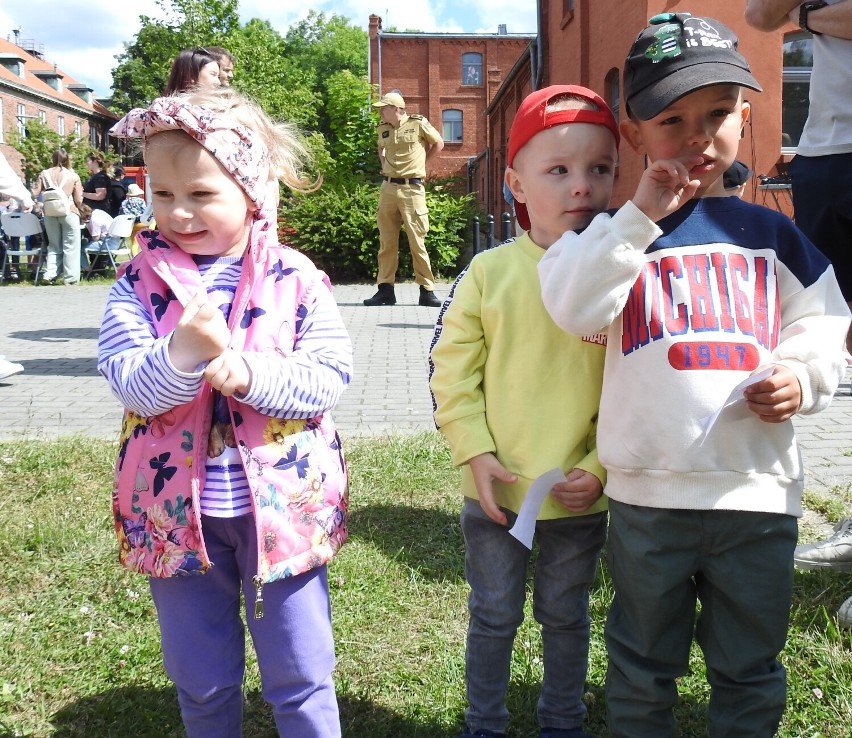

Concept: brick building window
[[57, 116, 65, 136], [38, 110, 47, 124], [782, 32, 812, 152], [16, 104, 26, 137], [462, 53, 482, 85], [443, 109, 463, 142], [605, 68, 620, 124]]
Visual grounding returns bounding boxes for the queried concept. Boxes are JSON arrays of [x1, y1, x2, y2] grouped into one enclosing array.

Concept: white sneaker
[[794, 518, 852, 571], [838, 595, 852, 629], [0, 356, 24, 381]]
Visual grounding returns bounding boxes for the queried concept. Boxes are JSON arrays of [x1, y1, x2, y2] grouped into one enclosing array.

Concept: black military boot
[[363, 283, 396, 306], [418, 286, 442, 307]]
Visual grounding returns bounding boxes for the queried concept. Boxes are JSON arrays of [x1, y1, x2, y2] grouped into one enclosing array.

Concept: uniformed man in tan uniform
[[364, 91, 445, 307]]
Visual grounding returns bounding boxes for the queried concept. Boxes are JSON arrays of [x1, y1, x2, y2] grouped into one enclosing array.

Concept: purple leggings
[[148, 514, 341, 738]]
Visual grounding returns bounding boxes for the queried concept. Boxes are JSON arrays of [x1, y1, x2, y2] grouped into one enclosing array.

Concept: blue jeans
[[460, 497, 607, 733], [149, 515, 340, 738], [604, 501, 797, 738]]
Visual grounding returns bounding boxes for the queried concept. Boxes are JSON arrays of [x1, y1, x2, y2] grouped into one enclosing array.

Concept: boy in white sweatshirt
[[538, 13, 850, 737]]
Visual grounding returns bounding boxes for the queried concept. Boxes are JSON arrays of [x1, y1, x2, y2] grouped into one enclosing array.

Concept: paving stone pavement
[[2, 282, 851, 506]]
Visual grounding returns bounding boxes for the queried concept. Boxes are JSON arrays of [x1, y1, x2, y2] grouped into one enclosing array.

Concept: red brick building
[[0, 32, 117, 183], [371, 2, 801, 225], [368, 15, 535, 185], [485, 1, 798, 219]]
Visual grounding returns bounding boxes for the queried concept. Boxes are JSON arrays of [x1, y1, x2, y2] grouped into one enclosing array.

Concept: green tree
[[225, 18, 320, 128], [7, 122, 92, 185], [322, 70, 380, 186], [103, 1, 476, 282], [283, 12, 368, 139], [109, 3, 367, 133], [110, 0, 241, 111], [281, 69, 477, 282], [284, 11, 367, 87]]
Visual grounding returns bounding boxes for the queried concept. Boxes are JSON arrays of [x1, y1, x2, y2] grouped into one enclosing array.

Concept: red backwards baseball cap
[[507, 85, 620, 231]]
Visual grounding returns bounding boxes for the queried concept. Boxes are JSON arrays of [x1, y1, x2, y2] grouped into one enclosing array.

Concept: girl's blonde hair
[[179, 87, 319, 194]]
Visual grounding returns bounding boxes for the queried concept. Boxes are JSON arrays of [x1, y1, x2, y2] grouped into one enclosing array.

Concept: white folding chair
[[0, 212, 46, 285], [85, 213, 136, 278]]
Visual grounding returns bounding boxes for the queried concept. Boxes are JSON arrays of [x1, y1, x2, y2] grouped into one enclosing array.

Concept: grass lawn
[[0, 433, 850, 737]]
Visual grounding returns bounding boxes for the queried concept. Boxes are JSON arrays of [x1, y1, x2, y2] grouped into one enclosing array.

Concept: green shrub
[[281, 180, 480, 283]]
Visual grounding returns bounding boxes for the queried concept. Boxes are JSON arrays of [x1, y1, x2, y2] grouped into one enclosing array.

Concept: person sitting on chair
[[120, 183, 146, 220], [81, 204, 117, 277], [81, 204, 114, 249]]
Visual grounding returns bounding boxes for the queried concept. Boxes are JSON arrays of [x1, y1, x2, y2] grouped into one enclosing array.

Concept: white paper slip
[[696, 366, 775, 446], [508, 468, 567, 549]]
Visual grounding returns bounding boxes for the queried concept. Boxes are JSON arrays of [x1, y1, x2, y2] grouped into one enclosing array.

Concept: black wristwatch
[[799, 1, 828, 35]]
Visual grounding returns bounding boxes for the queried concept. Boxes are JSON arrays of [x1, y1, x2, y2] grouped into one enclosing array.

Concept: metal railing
[[471, 212, 514, 255]]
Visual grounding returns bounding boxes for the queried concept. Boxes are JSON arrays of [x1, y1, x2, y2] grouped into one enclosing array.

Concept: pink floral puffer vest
[[111, 229, 348, 610]]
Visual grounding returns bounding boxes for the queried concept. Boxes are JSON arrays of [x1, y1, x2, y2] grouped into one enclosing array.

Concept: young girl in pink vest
[[100, 87, 352, 737]]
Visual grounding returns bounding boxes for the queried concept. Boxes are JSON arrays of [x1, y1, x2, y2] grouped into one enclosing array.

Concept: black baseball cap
[[624, 13, 762, 121]]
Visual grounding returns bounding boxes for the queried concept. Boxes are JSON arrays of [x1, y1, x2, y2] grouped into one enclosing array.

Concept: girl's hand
[[632, 156, 703, 223], [204, 349, 251, 396], [744, 364, 802, 423], [169, 291, 231, 372], [468, 452, 518, 526], [550, 468, 603, 512]]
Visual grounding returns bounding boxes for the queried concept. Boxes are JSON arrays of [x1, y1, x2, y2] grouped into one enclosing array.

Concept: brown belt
[[384, 176, 423, 186]]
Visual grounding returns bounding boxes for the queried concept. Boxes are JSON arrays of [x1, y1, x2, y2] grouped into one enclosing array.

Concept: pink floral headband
[[110, 96, 270, 209]]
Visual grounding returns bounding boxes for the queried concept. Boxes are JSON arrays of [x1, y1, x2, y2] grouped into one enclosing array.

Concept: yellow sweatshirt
[[429, 233, 607, 519]]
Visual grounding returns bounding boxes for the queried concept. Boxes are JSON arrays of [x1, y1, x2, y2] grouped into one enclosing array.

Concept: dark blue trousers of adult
[[789, 152, 852, 300]]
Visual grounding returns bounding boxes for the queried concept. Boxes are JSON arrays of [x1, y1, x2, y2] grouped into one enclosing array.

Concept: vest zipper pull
[[253, 576, 265, 619]]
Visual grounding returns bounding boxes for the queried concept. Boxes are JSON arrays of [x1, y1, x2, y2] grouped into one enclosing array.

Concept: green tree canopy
[[109, 2, 368, 135], [110, 0, 241, 111], [7, 122, 95, 185]]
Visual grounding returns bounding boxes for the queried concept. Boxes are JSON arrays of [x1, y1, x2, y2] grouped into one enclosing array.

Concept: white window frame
[[442, 109, 463, 143], [461, 53, 482, 86], [16, 103, 26, 137]]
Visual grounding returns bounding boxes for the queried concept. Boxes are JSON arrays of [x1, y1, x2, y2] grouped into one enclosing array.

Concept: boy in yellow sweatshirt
[[429, 85, 618, 738]]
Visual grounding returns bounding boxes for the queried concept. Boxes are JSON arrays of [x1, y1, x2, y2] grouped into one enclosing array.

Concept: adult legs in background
[[397, 185, 436, 290], [376, 182, 403, 287], [42, 215, 62, 281], [59, 212, 81, 283], [794, 517, 852, 629], [363, 183, 403, 305], [789, 153, 852, 352]]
